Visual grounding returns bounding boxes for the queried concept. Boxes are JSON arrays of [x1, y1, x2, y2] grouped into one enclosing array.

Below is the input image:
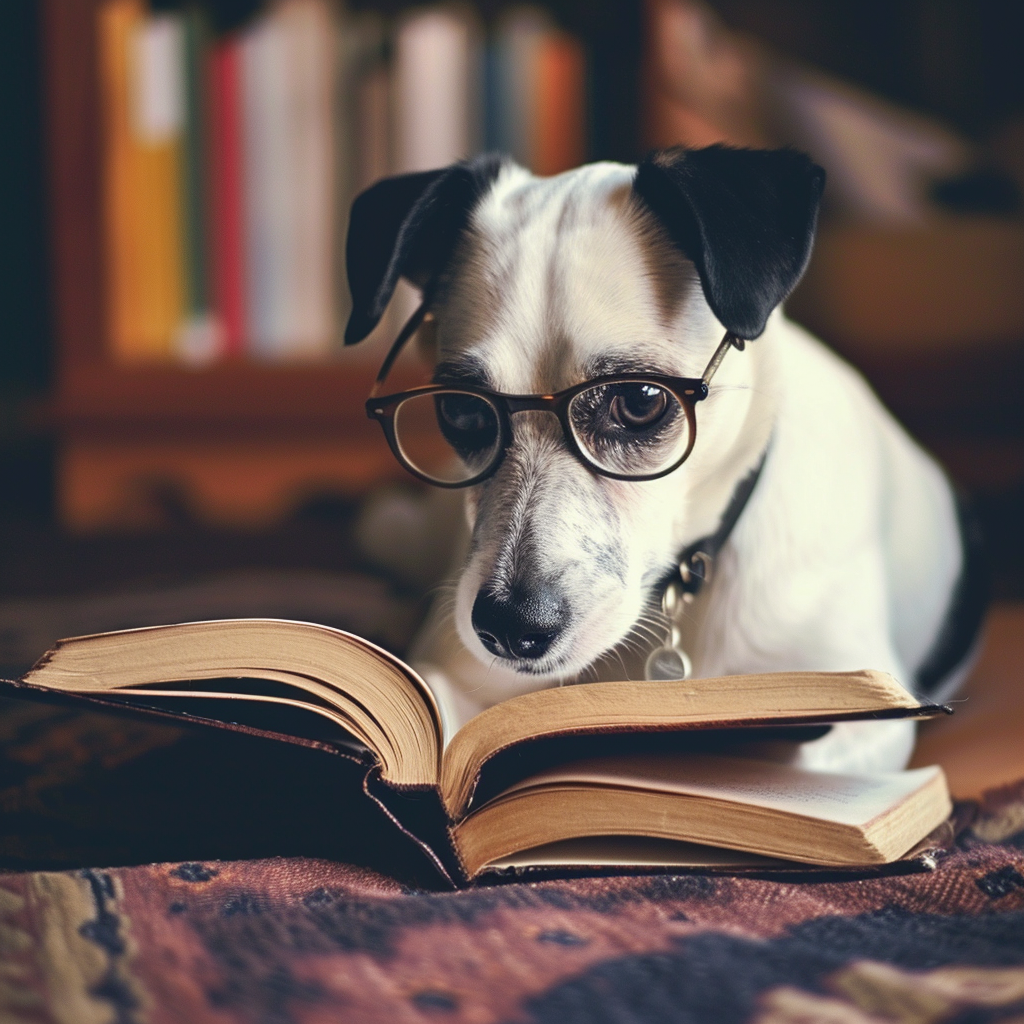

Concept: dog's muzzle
[[471, 585, 567, 661]]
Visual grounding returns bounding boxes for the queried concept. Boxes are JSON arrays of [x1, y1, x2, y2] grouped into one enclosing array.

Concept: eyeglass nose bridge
[[493, 395, 574, 465], [503, 395, 563, 414]]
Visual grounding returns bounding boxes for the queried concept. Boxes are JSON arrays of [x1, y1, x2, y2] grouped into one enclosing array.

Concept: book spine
[[239, 12, 289, 358], [99, 0, 186, 362], [98, 0, 145, 361], [177, 6, 221, 363], [335, 12, 392, 350], [491, 7, 549, 170], [129, 11, 188, 359], [209, 36, 246, 358], [393, 6, 483, 174], [533, 31, 586, 176], [278, 0, 337, 359]]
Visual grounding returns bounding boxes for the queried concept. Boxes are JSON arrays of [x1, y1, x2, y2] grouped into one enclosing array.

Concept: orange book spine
[[98, 0, 145, 359], [533, 32, 586, 177], [98, 1, 184, 361]]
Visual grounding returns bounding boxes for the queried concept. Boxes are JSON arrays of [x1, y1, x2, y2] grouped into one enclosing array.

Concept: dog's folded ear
[[633, 146, 825, 340], [345, 154, 506, 345]]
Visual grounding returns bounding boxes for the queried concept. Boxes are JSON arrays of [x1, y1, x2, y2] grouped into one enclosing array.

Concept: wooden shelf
[[48, 362, 407, 438]]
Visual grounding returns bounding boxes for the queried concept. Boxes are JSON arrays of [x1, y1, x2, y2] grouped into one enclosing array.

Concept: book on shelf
[[334, 11, 391, 334], [6, 619, 954, 888], [178, 5, 221, 363], [393, 6, 484, 174], [239, 0, 337, 360], [95, 0, 593, 367], [489, 7, 587, 176], [209, 33, 245, 357], [99, 0, 187, 361]]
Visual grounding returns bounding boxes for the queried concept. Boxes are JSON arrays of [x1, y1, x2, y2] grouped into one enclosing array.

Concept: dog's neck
[[675, 444, 769, 599]]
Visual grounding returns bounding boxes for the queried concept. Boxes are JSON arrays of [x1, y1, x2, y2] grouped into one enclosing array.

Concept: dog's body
[[346, 150, 984, 773]]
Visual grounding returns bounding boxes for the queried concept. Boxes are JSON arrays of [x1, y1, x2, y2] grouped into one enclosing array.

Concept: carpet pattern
[[2, 782, 1024, 1024]]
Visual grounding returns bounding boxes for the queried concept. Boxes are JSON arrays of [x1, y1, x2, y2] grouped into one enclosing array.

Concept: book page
[[439, 669, 936, 817], [21, 619, 443, 788], [500, 754, 944, 828], [487, 835, 787, 870], [453, 757, 951, 875]]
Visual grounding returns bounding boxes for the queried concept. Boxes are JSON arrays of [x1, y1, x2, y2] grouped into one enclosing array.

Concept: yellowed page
[[440, 670, 929, 817], [22, 619, 441, 787]]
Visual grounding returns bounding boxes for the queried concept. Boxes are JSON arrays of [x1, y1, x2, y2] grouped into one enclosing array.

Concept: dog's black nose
[[472, 586, 566, 661]]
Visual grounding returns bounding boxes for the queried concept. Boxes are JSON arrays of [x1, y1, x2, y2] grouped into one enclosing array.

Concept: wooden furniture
[[41, 0, 416, 530]]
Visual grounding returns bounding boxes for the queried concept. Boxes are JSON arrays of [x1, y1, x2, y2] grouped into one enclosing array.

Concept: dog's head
[[347, 147, 824, 686]]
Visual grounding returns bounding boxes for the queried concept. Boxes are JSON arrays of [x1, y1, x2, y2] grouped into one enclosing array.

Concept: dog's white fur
[[393, 160, 963, 772]]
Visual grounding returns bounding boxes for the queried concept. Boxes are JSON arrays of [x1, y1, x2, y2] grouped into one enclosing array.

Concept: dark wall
[[0, 1, 50, 395]]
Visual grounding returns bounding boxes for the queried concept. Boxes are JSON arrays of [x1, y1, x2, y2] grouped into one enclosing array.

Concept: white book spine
[[393, 6, 483, 174], [280, 0, 337, 358], [130, 13, 185, 145], [240, 12, 291, 357], [492, 6, 550, 170]]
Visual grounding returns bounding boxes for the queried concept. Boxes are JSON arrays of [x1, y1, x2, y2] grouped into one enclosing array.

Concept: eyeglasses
[[365, 299, 746, 488]]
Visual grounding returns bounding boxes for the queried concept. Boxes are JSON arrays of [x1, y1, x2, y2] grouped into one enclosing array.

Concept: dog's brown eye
[[609, 384, 668, 429]]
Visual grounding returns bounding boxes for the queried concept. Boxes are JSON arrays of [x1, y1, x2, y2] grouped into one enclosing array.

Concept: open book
[[6, 619, 953, 886]]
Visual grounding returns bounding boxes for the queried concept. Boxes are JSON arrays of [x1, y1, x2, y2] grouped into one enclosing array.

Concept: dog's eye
[[608, 384, 669, 429], [438, 394, 494, 436], [432, 393, 500, 464]]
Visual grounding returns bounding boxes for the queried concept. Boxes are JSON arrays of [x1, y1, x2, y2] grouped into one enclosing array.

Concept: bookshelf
[[40, 0, 463, 528], [41, 0, 640, 529]]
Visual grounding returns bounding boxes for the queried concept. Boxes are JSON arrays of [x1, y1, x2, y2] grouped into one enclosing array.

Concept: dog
[[345, 146, 986, 773]]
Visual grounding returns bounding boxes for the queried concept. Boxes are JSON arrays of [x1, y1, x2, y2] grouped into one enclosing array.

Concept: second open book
[[8, 619, 953, 886]]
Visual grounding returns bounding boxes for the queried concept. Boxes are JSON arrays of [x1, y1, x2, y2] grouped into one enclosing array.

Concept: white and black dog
[[345, 146, 986, 773]]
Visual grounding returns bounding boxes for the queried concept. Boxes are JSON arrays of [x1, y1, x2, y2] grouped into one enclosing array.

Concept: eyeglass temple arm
[[701, 331, 746, 388], [367, 295, 432, 399]]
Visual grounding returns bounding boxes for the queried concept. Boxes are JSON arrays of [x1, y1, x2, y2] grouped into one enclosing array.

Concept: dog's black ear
[[345, 154, 506, 345], [633, 145, 825, 339]]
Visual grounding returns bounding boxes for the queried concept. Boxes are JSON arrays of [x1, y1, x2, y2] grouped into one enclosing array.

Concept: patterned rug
[[2, 780, 1024, 1024]]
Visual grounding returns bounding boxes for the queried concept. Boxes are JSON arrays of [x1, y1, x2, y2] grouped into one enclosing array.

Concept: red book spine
[[210, 38, 245, 357]]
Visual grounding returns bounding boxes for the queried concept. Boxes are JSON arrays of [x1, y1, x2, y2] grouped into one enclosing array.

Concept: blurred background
[[1, 0, 1023, 676]]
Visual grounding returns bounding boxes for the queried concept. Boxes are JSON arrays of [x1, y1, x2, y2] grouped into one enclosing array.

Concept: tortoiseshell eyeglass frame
[[365, 298, 746, 488]]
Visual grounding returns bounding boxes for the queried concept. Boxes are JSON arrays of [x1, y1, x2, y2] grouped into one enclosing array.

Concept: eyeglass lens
[[392, 381, 691, 484], [394, 391, 503, 484], [568, 381, 690, 476]]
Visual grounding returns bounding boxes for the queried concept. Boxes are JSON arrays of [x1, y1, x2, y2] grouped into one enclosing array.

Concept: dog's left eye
[[608, 384, 669, 429]]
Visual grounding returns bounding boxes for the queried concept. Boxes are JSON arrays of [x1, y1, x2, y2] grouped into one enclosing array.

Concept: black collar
[[676, 446, 769, 597]]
